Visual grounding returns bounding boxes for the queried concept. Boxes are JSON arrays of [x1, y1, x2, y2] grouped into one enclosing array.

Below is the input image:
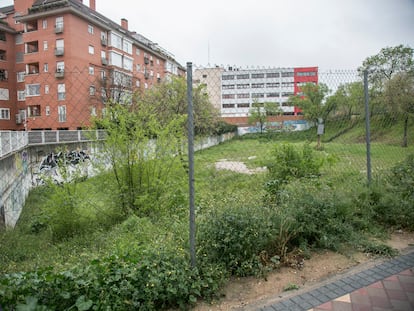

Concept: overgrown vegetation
[[1, 49, 414, 308]]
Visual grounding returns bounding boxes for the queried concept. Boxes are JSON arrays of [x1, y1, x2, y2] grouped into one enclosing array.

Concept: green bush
[[275, 179, 363, 251], [0, 249, 225, 310], [197, 205, 280, 277], [374, 154, 414, 230]]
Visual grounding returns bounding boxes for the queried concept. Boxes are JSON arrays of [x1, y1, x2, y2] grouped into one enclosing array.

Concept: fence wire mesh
[[1, 65, 414, 228]]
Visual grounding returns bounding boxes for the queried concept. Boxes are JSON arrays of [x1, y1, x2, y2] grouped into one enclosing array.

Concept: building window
[[267, 92, 279, 98], [0, 69, 7, 81], [42, 19, 47, 29], [43, 63, 48, 72], [0, 88, 9, 100], [122, 39, 132, 54], [25, 84, 40, 96], [252, 93, 265, 98], [0, 31, 5, 41], [237, 93, 249, 99], [55, 39, 64, 55], [57, 83, 65, 100], [88, 24, 94, 34], [17, 72, 25, 82], [45, 106, 50, 116], [144, 83, 148, 89], [136, 64, 141, 72], [222, 94, 235, 99], [237, 74, 249, 79], [109, 51, 122, 67], [267, 82, 280, 88], [0, 108, 10, 120], [123, 56, 133, 71], [45, 85, 49, 94], [237, 84, 250, 89], [251, 73, 265, 79], [222, 84, 235, 90], [58, 105, 66, 122], [222, 104, 235, 108], [296, 71, 317, 77], [55, 16, 64, 31], [89, 66, 94, 75], [282, 92, 294, 97], [27, 105, 41, 117], [222, 75, 234, 80], [237, 103, 250, 108], [281, 72, 294, 78], [43, 41, 48, 51], [266, 72, 279, 78], [136, 48, 140, 55], [56, 61, 64, 73], [110, 32, 122, 49], [88, 45, 94, 55], [282, 82, 294, 87], [91, 106, 97, 116], [252, 83, 264, 88], [17, 90, 25, 101], [89, 85, 95, 96]]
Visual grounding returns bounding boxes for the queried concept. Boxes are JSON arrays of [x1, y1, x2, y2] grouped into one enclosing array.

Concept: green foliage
[[0, 249, 226, 310], [197, 205, 280, 277], [95, 103, 187, 216], [373, 154, 414, 230], [135, 76, 220, 136], [290, 83, 331, 123], [265, 143, 326, 202], [212, 120, 238, 135]]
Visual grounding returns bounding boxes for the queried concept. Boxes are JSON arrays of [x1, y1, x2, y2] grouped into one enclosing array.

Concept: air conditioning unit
[[16, 114, 22, 124]]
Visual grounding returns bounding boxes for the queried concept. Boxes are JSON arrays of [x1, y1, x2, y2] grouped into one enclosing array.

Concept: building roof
[[15, 0, 183, 67]]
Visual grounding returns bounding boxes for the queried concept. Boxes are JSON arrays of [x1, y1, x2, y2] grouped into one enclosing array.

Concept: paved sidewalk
[[256, 250, 414, 311]]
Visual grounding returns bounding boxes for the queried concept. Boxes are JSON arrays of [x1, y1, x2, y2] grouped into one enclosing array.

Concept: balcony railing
[[54, 48, 64, 56], [54, 25, 64, 33], [55, 69, 64, 78]]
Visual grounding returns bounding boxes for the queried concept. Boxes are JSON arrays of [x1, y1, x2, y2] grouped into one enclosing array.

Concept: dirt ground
[[195, 160, 414, 310], [193, 231, 414, 311]]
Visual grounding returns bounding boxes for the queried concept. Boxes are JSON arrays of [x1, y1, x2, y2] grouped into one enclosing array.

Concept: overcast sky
[[4, 0, 414, 71]]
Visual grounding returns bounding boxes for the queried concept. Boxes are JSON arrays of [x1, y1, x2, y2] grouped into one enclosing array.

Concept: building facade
[[0, 0, 184, 131], [194, 66, 318, 125]]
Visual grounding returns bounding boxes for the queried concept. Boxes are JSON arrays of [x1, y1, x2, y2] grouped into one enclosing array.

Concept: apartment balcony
[[54, 24, 64, 34], [54, 48, 64, 56], [55, 69, 64, 78]]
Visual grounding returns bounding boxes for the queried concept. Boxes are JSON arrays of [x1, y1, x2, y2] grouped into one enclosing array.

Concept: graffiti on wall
[[33, 150, 90, 185]]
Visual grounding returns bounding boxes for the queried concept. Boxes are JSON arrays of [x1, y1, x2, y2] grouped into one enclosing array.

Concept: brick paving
[[258, 250, 414, 311]]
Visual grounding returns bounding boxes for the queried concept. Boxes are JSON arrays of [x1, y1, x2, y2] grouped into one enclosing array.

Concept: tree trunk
[[402, 114, 408, 147]]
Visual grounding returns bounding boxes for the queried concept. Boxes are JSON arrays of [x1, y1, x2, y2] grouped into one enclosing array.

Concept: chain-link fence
[[192, 65, 413, 176], [1, 65, 414, 229]]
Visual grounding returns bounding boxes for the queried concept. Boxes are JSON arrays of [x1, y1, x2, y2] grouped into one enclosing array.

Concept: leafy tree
[[383, 72, 414, 147], [94, 102, 187, 216], [328, 81, 364, 119], [290, 83, 331, 148], [359, 45, 414, 87], [358, 45, 414, 116], [248, 101, 267, 133], [136, 76, 220, 136], [248, 101, 283, 133]]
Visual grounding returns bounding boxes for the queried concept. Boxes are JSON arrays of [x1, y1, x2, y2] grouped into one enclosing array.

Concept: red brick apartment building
[[0, 0, 185, 131]]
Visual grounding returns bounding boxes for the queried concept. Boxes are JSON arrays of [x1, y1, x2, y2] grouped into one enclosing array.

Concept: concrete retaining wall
[[0, 131, 236, 229]]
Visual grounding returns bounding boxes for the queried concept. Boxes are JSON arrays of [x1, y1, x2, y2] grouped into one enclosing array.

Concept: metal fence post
[[364, 70, 372, 185], [187, 62, 196, 268]]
